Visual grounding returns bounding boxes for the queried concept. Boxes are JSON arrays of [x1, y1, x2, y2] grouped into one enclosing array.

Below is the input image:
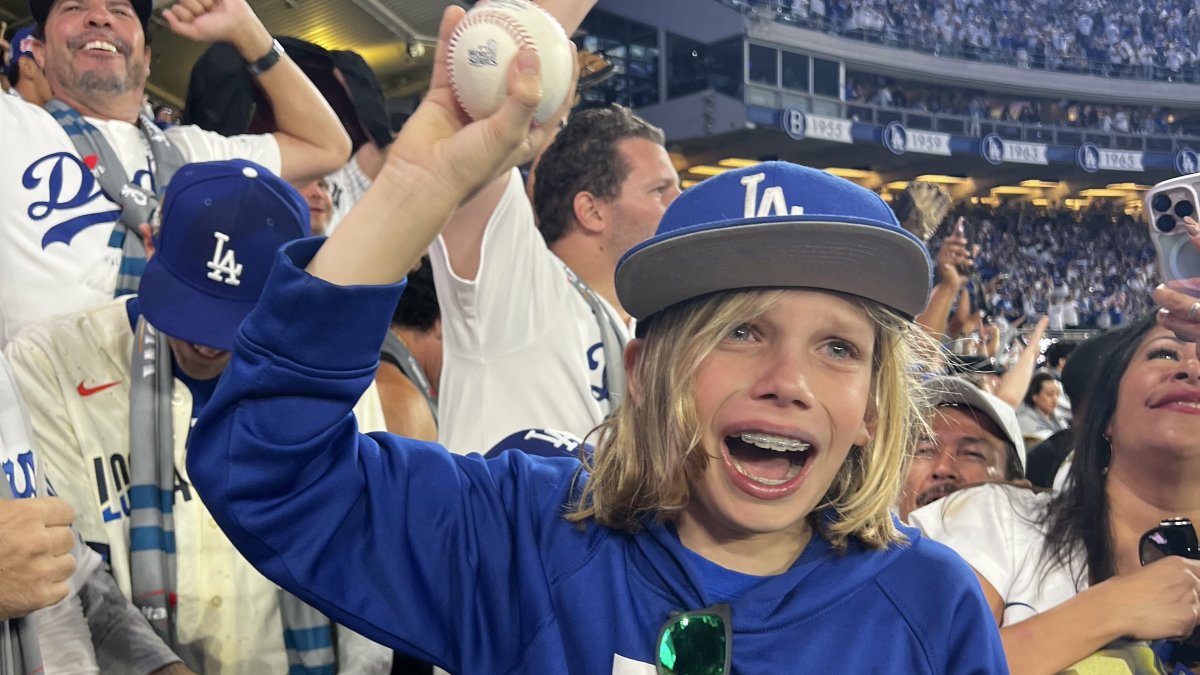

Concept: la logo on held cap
[[615, 161, 933, 322], [138, 160, 310, 351]]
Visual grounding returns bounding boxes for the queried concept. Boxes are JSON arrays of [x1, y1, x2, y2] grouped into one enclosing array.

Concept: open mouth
[[83, 40, 119, 53], [725, 432, 813, 487]]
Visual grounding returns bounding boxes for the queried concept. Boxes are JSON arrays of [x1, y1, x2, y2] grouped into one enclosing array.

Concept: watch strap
[[247, 39, 285, 77]]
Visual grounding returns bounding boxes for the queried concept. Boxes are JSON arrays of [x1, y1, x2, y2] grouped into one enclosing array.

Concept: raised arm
[[163, 0, 350, 184], [916, 227, 970, 339], [187, 9, 576, 670], [995, 316, 1048, 408], [437, 0, 591, 280], [306, 8, 570, 285]]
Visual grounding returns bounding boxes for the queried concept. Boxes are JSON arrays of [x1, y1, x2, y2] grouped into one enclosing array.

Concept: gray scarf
[[127, 317, 337, 671], [43, 100, 186, 297]]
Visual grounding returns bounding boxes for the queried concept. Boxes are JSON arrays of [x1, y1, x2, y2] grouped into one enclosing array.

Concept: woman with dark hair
[[913, 310, 1200, 674], [1015, 370, 1068, 443]]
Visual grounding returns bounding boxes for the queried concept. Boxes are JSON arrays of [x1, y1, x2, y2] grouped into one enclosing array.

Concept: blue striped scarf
[[128, 317, 336, 672]]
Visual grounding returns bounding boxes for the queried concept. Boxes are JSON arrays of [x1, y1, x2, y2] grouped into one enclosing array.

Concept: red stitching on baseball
[[448, 2, 564, 118]]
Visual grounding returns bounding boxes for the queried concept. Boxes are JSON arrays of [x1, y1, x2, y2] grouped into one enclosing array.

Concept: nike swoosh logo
[[77, 380, 121, 397]]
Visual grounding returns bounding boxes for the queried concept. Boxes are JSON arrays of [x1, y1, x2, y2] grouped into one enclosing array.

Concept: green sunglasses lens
[[657, 612, 728, 675]]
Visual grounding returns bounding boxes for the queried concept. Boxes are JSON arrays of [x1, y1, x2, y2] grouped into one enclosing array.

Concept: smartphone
[[953, 217, 977, 276], [1146, 174, 1200, 296]]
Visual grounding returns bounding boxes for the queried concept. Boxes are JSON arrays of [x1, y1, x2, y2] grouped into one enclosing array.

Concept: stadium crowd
[[4, 0, 1200, 673], [846, 76, 1182, 136], [956, 204, 1158, 332], [735, 0, 1200, 80]]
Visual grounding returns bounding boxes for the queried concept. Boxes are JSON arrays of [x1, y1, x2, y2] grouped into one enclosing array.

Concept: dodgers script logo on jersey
[[22, 151, 155, 249]]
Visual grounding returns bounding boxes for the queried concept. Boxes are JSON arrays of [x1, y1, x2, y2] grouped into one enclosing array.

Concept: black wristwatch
[[247, 39, 285, 77]]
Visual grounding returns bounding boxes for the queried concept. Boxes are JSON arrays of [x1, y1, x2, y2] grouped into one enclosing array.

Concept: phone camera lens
[[1153, 194, 1173, 212], [1177, 200, 1196, 218], [1157, 214, 1178, 232]]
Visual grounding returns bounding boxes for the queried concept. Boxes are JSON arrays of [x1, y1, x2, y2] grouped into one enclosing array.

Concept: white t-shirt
[[429, 169, 630, 455], [0, 95, 280, 347], [909, 483, 1085, 626]]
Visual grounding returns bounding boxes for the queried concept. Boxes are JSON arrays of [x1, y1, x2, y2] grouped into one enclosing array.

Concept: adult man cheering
[[1, 0, 349, 346]]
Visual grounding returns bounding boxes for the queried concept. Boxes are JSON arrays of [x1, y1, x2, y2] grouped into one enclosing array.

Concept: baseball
[[447, 0, 574, 124]]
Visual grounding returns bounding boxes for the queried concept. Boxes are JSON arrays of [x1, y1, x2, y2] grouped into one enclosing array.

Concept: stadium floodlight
[[914, 174, 968, 184], [718, 158, 761, 168]]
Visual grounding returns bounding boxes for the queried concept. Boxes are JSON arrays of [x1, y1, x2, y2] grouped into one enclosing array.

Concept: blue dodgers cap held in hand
[[615, 162, 933, 321], [138, 160, 311, 351]]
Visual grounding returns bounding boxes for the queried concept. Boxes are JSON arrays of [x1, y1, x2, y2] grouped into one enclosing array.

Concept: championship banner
[[883, 122, 951, 156], [980, 134, 1048, 166], [781, 107, 853, 143], [1078, 143, 1144, 172]]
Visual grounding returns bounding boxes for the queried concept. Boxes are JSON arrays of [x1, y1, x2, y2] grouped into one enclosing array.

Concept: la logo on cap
[[206, 232, 243, 286], [741, 173, 806, 218]]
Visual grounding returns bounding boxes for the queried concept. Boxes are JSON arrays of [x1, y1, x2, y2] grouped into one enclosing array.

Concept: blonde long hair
[[567, 288, 938, 552]]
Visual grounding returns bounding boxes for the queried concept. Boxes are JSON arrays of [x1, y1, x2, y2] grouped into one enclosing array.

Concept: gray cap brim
[[924, 375, 1026, 469], [616, 219, 932, 321]]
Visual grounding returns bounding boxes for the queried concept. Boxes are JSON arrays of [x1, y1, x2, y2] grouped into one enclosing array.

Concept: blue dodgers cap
[[615, 162, 933, 320], [483, 428, 593, 462], [138, 160, 310, 351], [5, 27, 35, 79]]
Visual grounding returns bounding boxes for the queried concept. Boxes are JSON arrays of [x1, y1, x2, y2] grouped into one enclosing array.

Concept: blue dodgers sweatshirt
[[188, 239, 1009, 675]]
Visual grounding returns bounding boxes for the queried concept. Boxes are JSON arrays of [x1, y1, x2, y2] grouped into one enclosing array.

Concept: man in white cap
[[898, 375, 1027, 522]]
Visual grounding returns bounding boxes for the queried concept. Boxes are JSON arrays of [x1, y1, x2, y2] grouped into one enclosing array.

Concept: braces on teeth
[[739, 432, 809, 452]]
